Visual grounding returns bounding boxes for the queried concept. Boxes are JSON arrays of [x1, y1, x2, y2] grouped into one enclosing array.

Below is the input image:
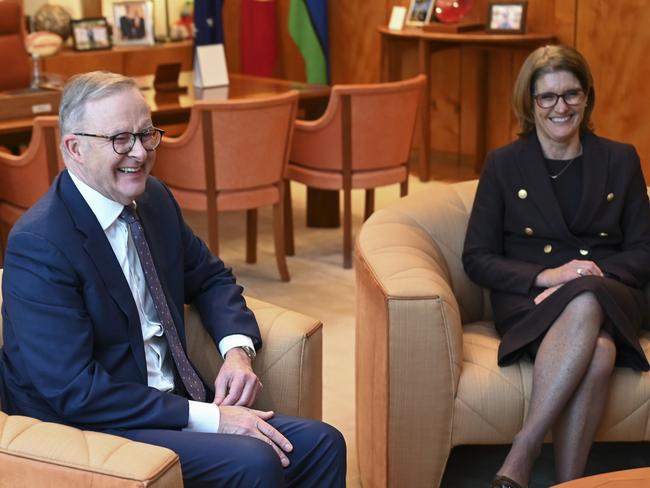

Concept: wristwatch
[[234, 345, 256, 360]]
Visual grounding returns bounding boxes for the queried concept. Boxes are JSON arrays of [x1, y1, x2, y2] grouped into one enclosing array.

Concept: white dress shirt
[[69, 171, 254, 432]]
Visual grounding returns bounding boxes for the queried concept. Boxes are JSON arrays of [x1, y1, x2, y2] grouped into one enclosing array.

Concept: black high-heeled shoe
[[490, 474, 525, 488]]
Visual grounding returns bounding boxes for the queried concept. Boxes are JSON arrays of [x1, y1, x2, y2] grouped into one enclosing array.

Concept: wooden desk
[[0, 72, 337, 227], [0, 72, 329, 138], [552, 467, 650, 487], [379, 26, 554, 181]]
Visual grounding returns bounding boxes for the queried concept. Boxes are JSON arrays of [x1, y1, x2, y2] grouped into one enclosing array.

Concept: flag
[[194, 0, 225, 46], [288, 0, 330, 84], [241, 0, 277, 77]]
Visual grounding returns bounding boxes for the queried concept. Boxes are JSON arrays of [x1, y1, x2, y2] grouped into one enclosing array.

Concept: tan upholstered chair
[[355, 180, 650, 488], [0, 0, 31, 91], [0, 267, 323, 486], [0, 116, 62, 266], [286, 75, 425, 268], [153, 91, 299, 281]]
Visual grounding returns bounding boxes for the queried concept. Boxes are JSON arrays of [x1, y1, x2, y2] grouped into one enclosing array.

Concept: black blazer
[[463, 131, 650, 331]]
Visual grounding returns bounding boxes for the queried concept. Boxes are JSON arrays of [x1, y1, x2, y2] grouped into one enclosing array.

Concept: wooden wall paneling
[[328, 0, 387, 83], [484, 50, 515, 156], [429, 49, 462, 157], [223, 0, 242, 74], [459, 47, 480, 164], [576, 0, 650, 182], [553, 0, 578, 45]]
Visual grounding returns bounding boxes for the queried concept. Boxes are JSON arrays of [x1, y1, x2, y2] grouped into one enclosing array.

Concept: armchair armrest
[[355, 183, 471, 488], [0, 412, 182, 488], [185, 297, 323, 420]]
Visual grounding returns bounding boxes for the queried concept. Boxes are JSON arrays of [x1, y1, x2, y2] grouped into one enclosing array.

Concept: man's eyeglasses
[[73, 128, 165, 155], [533, 89, 587, 109]]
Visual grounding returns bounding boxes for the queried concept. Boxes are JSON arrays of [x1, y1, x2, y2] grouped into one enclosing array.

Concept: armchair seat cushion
[[0, 412, 182, 487]]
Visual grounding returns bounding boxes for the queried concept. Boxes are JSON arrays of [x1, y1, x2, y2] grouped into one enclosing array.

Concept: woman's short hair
[[59, 71, 138, 148], [512, 45, 595, 134]]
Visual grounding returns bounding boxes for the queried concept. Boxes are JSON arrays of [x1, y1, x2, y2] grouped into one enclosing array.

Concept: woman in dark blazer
[[463, 45, 650, 488]]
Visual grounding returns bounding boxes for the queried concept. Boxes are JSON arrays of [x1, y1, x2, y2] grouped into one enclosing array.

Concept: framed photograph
[[71, 18, 111, 51], [113, 0, 154, 45], [486, 1, 528, 33], [405, 0, 435, 27]]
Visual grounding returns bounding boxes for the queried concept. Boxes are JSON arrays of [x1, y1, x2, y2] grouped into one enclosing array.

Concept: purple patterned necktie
[[119, 204, 207, 402]]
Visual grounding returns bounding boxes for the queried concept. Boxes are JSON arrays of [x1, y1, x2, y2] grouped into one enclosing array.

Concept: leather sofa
[[0, 268, 323, 487], [355, 180, 650, 488]]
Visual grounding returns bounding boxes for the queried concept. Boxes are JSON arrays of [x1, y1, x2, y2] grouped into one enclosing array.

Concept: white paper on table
[[194, 44, 229, 88]]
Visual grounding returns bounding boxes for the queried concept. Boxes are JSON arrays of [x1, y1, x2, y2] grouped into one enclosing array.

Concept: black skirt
[[496, 275, 650, 371]]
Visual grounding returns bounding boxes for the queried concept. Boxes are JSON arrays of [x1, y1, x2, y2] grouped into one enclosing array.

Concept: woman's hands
[[533, 259, 603, 304], [535, 259, 603, 288]]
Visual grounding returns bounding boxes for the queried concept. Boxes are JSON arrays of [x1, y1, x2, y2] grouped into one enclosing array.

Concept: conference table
[[0, 72, 338, 227]]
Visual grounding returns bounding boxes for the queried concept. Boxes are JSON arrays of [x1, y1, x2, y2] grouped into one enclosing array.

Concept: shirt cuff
[[218, 334, 255, 359], [183, 401, 220, 433]]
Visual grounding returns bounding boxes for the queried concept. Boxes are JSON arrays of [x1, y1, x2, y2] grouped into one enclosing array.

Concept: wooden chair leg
[[400, 177, 409, 197], [246, 209, 257, 264], [364, 188, 375, 221], [343, 187, 352, 269], [284, 179, 295, 256], [273, 202, 290, 282], [208, 211, 220, 256]]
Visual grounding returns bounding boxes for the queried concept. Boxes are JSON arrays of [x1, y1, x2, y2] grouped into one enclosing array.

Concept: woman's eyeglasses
[[533, 89, 586, 109]]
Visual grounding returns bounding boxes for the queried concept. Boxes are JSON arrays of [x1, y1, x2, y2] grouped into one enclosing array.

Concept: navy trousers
[[106, 413, 346, 487]]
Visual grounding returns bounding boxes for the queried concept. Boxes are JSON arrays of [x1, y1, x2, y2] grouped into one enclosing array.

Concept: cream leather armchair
[[0, 269, 323, 487], [355, 180, 650, 488]]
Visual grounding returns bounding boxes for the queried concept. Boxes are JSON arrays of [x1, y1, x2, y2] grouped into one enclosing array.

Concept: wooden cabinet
[[43, 41, 193, 78]]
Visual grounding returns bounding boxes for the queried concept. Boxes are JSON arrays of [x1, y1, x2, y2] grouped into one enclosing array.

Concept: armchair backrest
[[289, 74, 425, 172], [0, 0, 31, 91], [154, 91, 298, 193], [371, 180, 650, 326], [0, 116, 61, 210]]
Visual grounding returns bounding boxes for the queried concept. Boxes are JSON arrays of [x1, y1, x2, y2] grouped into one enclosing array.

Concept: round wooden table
[[552, 467, 650, 487]]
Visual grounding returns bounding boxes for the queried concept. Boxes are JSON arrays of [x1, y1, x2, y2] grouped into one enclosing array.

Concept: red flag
[[241, 0, 277, 77]]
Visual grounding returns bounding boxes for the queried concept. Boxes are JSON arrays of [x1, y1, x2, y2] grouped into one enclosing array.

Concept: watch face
[[434, 0, 475, 24]]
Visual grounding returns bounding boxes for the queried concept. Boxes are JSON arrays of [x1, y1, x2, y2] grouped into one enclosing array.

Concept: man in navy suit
[[0, 71, 345, 487]]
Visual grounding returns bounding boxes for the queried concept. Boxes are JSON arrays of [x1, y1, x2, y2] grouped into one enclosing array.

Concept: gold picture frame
[[486, 1, 528, 34], [405, 0, 435, 27]]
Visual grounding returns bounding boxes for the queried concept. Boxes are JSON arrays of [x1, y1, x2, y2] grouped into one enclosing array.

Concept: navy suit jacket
[[0, 170, 261, 431]]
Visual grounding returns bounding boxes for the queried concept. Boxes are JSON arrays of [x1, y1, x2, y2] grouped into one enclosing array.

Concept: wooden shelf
[[42, 40, 193, 78]]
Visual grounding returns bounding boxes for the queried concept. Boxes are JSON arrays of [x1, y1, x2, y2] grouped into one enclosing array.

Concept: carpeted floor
[[181, 160, 650, 487]]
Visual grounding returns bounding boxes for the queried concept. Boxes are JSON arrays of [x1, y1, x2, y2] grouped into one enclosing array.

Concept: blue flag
[[194, 0, 225, 46]]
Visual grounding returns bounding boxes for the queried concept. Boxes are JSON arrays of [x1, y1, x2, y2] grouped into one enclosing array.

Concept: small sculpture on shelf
[[25, 31, 63, 90], [32, 4, 72, 41], [425, 0, 484, 32]]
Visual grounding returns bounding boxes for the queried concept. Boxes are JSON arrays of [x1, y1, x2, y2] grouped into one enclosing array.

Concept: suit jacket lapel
[[58, 171, 147, 380], [570, 130, 608, 233]]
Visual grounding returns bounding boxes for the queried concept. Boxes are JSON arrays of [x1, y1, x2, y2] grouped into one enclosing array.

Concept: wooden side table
[[552, 467, 650, 487], [378, 27, 554, 181]]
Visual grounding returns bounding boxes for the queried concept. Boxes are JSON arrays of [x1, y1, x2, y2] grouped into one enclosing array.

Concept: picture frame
[[71, 17, 112, 51], [113, 0, 155, 45], [486, 1, 528, 34], [405, 0, 435, 27]]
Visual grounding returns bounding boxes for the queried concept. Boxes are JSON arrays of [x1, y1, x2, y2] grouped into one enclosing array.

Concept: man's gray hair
[[59, 71, 138, 141]]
